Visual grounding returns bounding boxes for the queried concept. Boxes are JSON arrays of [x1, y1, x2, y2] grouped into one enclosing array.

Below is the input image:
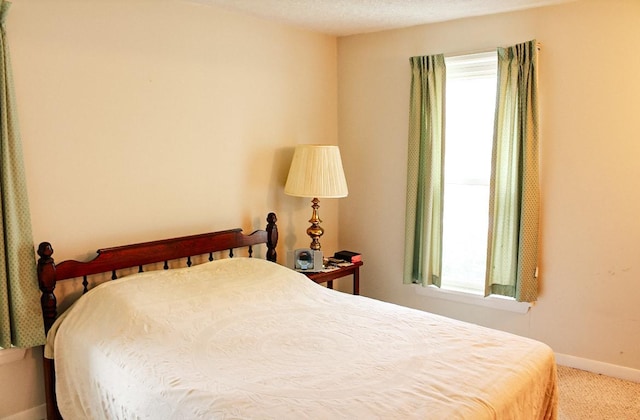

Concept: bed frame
[[36, 212, 278, 420]]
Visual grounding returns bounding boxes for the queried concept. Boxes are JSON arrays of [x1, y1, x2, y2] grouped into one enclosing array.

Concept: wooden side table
[[302, 261, 363, 295]]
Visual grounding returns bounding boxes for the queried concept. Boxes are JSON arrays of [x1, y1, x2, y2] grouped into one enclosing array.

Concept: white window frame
[[440, 51, 496, 295]]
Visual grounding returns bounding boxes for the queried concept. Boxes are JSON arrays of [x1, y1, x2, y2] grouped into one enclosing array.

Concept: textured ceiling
[[187, 0, 575, 36]]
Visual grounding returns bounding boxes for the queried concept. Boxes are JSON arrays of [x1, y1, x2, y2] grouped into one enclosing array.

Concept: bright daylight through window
[[441, 52, 497, 294]]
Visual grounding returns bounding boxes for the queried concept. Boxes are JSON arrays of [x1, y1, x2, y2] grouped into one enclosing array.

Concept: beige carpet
[[557, 365, 640, 419]]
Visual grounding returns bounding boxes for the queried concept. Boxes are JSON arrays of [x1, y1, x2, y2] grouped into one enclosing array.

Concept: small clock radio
[[288, 248, 324, 272]]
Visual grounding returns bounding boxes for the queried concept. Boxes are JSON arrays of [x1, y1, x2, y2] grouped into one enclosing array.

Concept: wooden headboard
[[35, 212, 278, 420]]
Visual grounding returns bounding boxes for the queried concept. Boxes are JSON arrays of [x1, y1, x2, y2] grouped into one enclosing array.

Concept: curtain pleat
[[403, 54, 445, 287], [0, 0, 45, 348], [485, 40, 540, 302]]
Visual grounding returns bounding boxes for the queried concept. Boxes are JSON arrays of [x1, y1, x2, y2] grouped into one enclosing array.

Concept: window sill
[[0, 347, 27, 365], [412, 284, 532, 314]]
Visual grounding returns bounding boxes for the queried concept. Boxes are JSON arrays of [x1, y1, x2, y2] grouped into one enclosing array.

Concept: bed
[[37, 212, 558, 419]]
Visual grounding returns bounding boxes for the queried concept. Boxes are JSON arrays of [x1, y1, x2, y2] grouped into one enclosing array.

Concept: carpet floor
[[557, 365, 640, 419]]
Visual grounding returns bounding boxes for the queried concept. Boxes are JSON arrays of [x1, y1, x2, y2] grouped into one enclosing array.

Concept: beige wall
[[338, 0, 640, 371], [1, 0, 338, 417]]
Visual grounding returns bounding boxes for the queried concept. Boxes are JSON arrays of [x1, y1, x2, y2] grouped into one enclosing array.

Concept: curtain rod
[[444, 41, 541, 58]]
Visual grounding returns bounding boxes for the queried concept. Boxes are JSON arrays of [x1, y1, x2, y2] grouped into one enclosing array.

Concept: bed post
[[37, 242, 62, 420], [37, 242, 57, 332], [266, 212, 278, 263]]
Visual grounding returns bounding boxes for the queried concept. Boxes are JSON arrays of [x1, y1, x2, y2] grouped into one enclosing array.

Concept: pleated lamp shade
[[285, 145, 348, 198]]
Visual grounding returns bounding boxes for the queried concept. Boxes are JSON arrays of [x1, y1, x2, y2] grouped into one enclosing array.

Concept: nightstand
[[302, 261, 363, 295]]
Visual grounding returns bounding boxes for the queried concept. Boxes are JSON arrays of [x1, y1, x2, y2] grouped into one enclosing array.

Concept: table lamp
[[284, 144, 348, 251]]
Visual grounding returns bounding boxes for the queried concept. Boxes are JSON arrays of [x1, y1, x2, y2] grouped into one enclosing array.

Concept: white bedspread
[[48, 258, 557, 419]]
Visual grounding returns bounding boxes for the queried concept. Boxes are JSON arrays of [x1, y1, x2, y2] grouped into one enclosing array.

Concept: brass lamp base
[[307, 197, 324, 250]]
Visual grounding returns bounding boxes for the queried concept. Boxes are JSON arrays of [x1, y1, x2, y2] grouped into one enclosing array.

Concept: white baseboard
[[1, 404, 45, 420], [555, 352, 640, 383]]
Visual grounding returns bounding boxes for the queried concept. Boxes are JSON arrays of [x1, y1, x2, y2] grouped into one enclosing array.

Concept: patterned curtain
[[0, 0, 45, 348], [485, 40, 540, 302], [403, 54, 446, 287]]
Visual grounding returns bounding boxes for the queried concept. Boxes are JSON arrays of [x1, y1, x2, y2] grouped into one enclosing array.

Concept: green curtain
[[403, 54, 445, 287], [0, 0, 45, 349], [485, 40, 539, 302]]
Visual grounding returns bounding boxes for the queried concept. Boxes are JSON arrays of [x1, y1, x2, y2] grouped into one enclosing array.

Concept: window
[[440, 52, 497, 295], [405, 40, 539, 305]]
